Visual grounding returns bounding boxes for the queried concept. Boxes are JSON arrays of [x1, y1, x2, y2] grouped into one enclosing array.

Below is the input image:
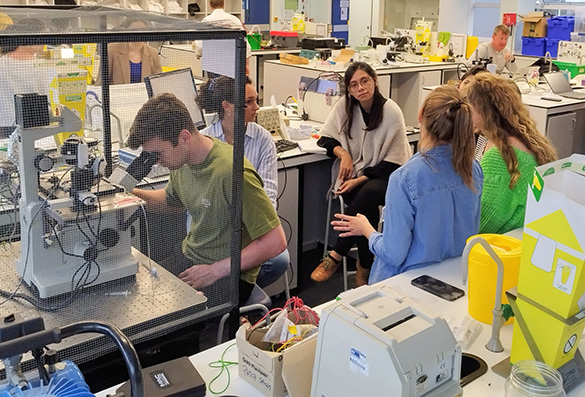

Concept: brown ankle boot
[[311, 255, 341, 283], [355, 260, 370, 287]]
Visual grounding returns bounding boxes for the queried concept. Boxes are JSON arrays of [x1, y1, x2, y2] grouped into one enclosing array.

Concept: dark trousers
[[332, 178, 388, 269]]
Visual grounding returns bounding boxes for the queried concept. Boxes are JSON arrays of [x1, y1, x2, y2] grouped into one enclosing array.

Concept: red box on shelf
[[503, 13, 517, 26]]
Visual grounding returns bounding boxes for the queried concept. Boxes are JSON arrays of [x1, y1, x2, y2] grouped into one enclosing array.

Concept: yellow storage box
[[510, 293, 585, 368], [518, 154, 585, 318]]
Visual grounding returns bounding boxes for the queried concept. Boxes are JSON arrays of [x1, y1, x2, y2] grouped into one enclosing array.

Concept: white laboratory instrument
[[311, 284, 462, 397], [14, 95, 142, 298]]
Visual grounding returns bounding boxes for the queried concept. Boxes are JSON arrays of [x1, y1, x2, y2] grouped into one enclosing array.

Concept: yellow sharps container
[[466, 234, 522, 324]]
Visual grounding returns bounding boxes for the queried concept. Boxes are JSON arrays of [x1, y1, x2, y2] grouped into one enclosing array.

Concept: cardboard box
[[279, 53, 309, 65], [522, 12, 548, 38], [518, 154, 585, 318], [236, 324, 317, 397], [510, 293, 585, 368]]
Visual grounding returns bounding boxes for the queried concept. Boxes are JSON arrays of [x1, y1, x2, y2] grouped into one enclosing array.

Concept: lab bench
[[263, 59, 460, 127], [96, 228, 585, 397], [0, 120, 331, 301], [521, 92, 585, 157], [421, 84, 585, 158]]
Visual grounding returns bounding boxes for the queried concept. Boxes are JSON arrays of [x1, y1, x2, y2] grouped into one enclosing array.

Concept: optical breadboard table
[[0, 246, 208, 373]]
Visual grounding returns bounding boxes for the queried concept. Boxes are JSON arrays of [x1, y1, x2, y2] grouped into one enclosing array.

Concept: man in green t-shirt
[[129, 93, 286, 305]]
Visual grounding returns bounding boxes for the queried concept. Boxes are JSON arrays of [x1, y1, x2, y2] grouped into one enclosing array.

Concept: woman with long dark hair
[[332, 85, 483, 283], [311, 61, 410, 286]]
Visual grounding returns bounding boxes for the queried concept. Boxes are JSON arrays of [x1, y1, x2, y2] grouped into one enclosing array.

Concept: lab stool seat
[[216, 284, 270, 345]]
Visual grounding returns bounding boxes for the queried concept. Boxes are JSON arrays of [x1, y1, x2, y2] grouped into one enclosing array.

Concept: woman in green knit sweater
[[467, 74, 557, 234]]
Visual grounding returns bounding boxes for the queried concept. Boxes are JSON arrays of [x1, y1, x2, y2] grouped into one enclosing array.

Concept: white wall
[[307, 0, 331, 24], [501, 0, 537, 55], [270, 0, 283, 30], [346, 0, 386, 47], [270, 0, 331, 30], [438, 0, 537, 55], [386, 0, 440, 32], [438, 0, 474, 35]]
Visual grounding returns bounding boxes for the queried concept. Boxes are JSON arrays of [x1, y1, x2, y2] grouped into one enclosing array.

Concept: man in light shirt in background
[[203, 0, 244, 29], [474, 24, 518, 74], [198, 0, 252, 75]]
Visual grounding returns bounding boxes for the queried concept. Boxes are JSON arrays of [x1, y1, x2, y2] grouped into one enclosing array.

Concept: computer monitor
[[144, 68, 205, 129]]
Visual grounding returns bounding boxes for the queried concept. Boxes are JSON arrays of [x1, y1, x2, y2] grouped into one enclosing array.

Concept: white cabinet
[[546, 111, 584, 158], [263, 167, 300, 296], [526, 101, 585, 158], [99, 0, 190, 18], [347, 0, 384, 48], [391, 70, 442, 127], [0, 0, 242, 20], [160, 0, 189, 18]]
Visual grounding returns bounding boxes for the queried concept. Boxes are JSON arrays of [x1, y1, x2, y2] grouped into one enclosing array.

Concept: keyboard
[[560, 90, 585, 100], [275, 139, 298, 154]]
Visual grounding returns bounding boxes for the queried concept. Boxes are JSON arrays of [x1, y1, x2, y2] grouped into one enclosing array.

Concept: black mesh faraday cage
[[0, 5, 247, 377]]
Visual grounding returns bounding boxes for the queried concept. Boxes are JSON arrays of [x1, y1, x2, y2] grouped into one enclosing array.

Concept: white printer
[[311, 284, 462, 397]]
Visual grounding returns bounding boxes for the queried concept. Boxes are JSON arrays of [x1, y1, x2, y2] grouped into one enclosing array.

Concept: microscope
[[472, 57, 493, 68], [13, 93, 145, 299]]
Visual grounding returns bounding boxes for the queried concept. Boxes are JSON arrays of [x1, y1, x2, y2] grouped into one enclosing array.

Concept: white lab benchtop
[[264, 58, 459, 74], [96, 228, 585, 397], [422, 81, 585, 157], [522, 90, 585, 108], [251, 48, 302, 56], [162, 43, 301, 56], [423, 83, 585, 108]]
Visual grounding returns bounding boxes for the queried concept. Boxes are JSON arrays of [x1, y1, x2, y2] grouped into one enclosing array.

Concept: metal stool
[[323, 180, 385, 291], [216, 284, 271, 345], [323, 187, 356, 292]]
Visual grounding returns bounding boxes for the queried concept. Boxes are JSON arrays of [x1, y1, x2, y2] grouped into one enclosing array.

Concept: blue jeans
[[256, 249, 290, 288]]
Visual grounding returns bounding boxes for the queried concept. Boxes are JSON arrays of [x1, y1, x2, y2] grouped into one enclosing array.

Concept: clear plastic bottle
[[505, 361, 565, 397]]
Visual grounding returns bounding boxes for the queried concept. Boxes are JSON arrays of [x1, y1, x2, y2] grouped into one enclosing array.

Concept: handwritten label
[[241, 356, 273, 392]]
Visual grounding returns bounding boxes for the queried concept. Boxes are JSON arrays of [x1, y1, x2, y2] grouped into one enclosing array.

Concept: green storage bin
[[247, 33, 261, 50], [247, 25, 262, 50], [552, 61, 585, 78]]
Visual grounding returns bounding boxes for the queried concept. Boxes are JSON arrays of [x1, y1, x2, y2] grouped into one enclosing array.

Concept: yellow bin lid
[[467, 233, 522, 258]]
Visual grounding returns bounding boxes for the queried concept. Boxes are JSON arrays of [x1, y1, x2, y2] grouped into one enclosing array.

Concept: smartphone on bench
[[411, 274, 465, 302]]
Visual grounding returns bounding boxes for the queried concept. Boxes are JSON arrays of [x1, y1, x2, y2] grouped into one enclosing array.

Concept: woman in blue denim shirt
[[332, 85, 483, 283]]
